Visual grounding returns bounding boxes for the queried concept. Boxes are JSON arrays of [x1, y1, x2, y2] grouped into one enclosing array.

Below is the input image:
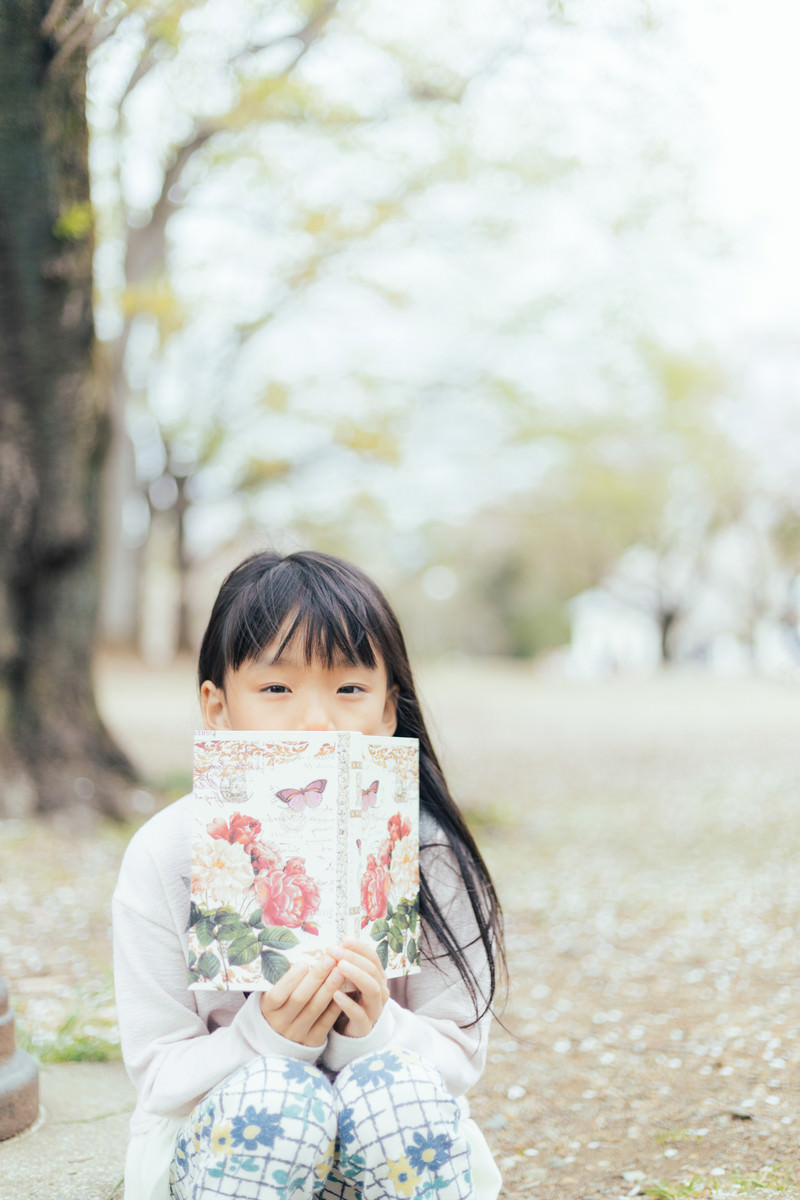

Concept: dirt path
[[2, 657, 799, 1199]]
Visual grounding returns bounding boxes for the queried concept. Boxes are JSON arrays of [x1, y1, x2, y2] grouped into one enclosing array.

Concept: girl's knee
[[332, 1051, 472, 1199], [334, 1048, 453, 1115], [171, 1056, 338, 1197]]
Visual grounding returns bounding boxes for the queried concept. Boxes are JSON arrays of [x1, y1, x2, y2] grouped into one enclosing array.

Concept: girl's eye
[[261, 684, 290, 694], [337, 684, 365, 695]]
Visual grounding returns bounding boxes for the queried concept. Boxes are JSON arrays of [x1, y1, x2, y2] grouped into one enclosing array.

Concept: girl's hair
[[198, 549, 505, 1021]]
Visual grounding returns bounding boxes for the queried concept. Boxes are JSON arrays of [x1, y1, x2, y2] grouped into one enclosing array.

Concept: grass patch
[[646, 1165, 798, 1198], [17, 1008, 121, 1064], [654, 1128, 711, 1145], [461, 798, 515, 834], [646, 1179, 714, 1199], [729, 1165, 798, 1192]]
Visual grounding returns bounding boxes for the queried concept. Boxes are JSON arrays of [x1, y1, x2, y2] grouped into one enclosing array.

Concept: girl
[[113, 550, 505, 1200]]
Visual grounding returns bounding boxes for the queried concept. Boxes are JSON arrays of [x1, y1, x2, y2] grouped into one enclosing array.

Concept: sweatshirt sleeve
[[113, 803, 324, 1120], [321, 833, 494, 1096]]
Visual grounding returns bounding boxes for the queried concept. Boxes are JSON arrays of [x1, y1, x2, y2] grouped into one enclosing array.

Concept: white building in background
[[567, 532, 800, 679], [567, 588, 662, 677]]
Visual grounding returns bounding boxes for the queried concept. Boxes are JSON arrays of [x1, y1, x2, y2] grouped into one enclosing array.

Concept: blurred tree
[[89, 0, 756, 665], [380, 357, 745, 662], [94, 0, 342, 648], [0, 0, 134, 817], [92, 0, 427, 652]]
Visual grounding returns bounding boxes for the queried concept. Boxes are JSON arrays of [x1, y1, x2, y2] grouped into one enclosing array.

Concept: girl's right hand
[[259, 955, 344, 1046]]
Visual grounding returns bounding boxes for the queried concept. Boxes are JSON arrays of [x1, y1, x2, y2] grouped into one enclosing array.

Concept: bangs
[[220, 557, 379, 677]]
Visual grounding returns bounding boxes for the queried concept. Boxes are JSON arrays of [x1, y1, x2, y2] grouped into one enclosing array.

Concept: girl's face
[[200, 638, 397, 737]]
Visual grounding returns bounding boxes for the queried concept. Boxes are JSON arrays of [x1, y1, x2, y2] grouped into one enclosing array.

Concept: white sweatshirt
[[112, 795, 494, 1134]]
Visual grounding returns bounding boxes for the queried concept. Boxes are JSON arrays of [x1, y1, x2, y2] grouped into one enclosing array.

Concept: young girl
[[113, 550, 505, 1200]]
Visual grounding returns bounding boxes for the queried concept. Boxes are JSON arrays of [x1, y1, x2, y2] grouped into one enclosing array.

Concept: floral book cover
[[188, 730, 420, 990]]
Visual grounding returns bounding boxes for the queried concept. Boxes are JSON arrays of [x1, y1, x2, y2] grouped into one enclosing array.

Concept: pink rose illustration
[[360, 853, 390, 927], [207, 812, 262, 848], [254, 859, 321, 929], [387, 813, 411, 845], [207, 813, 285, 878], [228, 812, 263, 846], [207, 816, 233, 841], [250, 842, 283, 875]]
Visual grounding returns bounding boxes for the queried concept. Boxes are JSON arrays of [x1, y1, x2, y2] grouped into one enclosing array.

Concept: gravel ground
[[2, 655, 799, 1200]]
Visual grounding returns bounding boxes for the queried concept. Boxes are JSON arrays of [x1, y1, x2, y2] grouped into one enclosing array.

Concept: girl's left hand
[[327, 938, 389, 1038]]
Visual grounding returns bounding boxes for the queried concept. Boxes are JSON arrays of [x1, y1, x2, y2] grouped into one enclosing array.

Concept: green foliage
[[645, 1165, 798, 1198], [17, 1007, 120, 1064], [369, 896, 419, 968], [260, 949, 291, 983], [52, 202, 93, 241], [188, 901, 300, 985]]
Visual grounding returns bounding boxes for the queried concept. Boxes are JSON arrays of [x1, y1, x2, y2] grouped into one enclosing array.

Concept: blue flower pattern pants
[[169, 1049, 474, 1199]]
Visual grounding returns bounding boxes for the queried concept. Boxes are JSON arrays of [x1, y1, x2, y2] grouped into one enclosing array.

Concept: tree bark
[[0, 0, 135, 817]]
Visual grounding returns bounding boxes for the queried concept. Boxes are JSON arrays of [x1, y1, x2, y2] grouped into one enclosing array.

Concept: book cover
[[188, 730, 420, 990]]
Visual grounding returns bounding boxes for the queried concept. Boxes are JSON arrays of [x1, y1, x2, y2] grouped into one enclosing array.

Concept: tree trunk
[[0, 1, 135, 817], [659, 606, 677, 664]]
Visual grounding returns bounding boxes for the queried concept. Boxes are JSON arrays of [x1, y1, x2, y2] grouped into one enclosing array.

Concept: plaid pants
[[169, 1048, 474, 1199]]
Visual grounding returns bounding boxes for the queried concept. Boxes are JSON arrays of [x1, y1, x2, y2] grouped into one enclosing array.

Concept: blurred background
[[3, 11, 800, 1189], [2, 0, 800, 816], [89, 0, 800, 679]]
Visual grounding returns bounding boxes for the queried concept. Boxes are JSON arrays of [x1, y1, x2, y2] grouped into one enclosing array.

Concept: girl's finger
[[340, 937, 385, 970], [306, 997, 344, 1044], [261, 956, 343, 1042], [261, 961, 310, 1009], [270, 954, 338, 1011], [333, 989, 372, 1038], [331, 947, 388, 995], [330, 941, 385, 980], [333, 958, 388, 1023], [284, 972, 345, 1044]]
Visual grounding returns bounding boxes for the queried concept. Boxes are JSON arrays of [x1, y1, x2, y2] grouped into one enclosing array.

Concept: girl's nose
[[296, 700, 336, 731]]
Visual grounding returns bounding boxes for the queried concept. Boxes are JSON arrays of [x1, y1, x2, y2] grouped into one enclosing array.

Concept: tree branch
[[40, 0, 72, 37], [232, 0, 339, 65], [50, 0, 95, 48], [117, 34, 165, 108], [44, 0, 115, 75]]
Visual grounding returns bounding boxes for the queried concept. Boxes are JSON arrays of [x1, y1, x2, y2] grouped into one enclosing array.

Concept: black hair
[[198, 549, 506, 1022]]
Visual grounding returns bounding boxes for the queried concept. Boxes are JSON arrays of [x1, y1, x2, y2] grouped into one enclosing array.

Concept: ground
[[1, 655, 798, 1200]]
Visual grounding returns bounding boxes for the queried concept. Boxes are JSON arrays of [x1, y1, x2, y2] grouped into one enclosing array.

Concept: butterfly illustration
[[275, 778, 327, 812], [361, 780, 379, 809]]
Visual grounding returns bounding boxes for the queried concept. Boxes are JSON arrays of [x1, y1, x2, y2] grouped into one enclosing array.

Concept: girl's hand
[[259, 955, 344, 1046], [328, 938, 389, 1038]]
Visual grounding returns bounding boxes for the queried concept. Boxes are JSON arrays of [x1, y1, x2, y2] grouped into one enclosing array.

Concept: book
[[188, 730, 420, 990]]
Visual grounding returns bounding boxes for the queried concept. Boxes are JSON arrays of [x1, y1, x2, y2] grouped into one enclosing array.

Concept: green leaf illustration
[[227, 934, 260, 966], [376, 939, 389, 970], [196, 950, 221, 980], [214, 907, 242, 930], [248, 909, 265, 928], [407, 937, 418, 964], [369, 919, 389, 941], [189, 901, 203, 926], [195, 915, 217, 947], [387, 926, 404, 954], [259, 926, 300, 949], [261, 949, 291, 983], [216, 913, 248, 943]]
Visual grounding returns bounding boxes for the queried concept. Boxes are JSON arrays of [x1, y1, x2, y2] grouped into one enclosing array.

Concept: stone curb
[[0, 1060, 134, 1200]]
